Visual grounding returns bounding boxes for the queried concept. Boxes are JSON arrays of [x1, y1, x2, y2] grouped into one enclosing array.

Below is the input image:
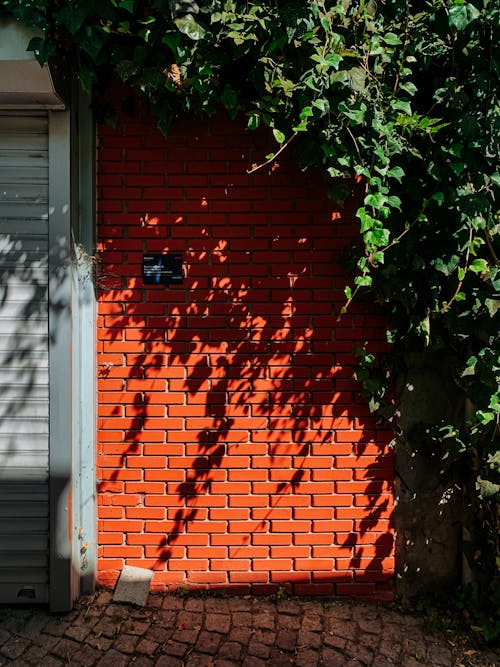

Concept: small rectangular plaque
[[143, 253, 183, 286]]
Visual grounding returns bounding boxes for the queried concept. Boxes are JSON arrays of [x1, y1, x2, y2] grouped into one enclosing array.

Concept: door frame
[[47, 95, 96, 613]]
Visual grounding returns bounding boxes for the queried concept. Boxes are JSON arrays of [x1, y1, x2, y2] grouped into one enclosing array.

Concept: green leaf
[[358, 208, 376, 232], [325, 53, 342, 69], [292, 121, 308, 132], [469, 259, 488, 274], [388, 166, 404, 182], [174, 14, 206, 41], [299, 106, 313, 120], [490, 267, 500, 291], [476, 478, 500, 499], [113, 0, 135, 11], [354, 275, 373, 287], [79, 26, 107, 60], [120, 0, 135, 12], [449, 3, 480, 31], [364, 193, 387, 210], [400, 82, 417, 96], [392, 99, 412, 116], [338, 101, 366, 124], [433, 257, 453, 275], [449, 5, 469, 31], [485, 299, 500, 317], [346, 67, 366, 92], [450, 161, 466, 176], [312, 98, 329, 115], [117, 21, 131, 34], [56, 6, 88, 34], [387, 195, 402, 210], [273, 129, 285, 144], [383, 32, 402, 46], [247, 113, 260, 130], [26, 37, 56, 65], [365, 227, 390, 247]]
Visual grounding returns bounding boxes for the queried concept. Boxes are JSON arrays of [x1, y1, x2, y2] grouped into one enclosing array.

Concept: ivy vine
[[1, 0, 498, 632]]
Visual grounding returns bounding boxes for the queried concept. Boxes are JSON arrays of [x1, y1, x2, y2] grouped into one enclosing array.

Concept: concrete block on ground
[[113, 566, 153, 607]]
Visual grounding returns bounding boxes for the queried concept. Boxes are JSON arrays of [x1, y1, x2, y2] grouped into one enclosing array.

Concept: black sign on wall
[[142, 254, 183, 286]]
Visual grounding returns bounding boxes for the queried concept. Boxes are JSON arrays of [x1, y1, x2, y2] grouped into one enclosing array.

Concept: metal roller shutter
[[0, 113, 49, 603]]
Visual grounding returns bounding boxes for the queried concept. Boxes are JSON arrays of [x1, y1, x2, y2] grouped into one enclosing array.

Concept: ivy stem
[[246, 132, 297, 174], [338, 284, 361, 320], [392, 5, 410, 95], [384, 204, 428, 254], [485, 227, 499, 265], [344, 123, 362, 162]]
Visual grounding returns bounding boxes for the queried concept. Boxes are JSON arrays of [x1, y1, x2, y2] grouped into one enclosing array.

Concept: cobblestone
[[0, 591, 496, 667], [205, 614, 231, 634], [64, 624, 91, 642], [22, 643, 48, 665], [196, 630, 221, 655], [0, 636, 30, 660], [297, 647, 319, 667], [247, 640, 270, 659], [154, 656, 182, 667], [113, 633, 139, 654]]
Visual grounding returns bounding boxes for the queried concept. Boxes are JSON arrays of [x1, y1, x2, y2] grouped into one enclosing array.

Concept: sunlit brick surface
[[96, 108, 394, 600]]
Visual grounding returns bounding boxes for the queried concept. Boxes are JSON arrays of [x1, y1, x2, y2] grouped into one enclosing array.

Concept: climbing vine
[[1, 0, 498, 632]]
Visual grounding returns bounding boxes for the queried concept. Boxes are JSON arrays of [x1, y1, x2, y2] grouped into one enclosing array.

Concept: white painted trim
[[48, 109, 76, 612]]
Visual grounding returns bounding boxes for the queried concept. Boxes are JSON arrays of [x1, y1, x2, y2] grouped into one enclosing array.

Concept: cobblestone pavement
[[0, 590, 498, 667]]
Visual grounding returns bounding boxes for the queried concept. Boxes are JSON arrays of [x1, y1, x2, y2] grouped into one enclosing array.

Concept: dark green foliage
[[1, 0, 498, 629]]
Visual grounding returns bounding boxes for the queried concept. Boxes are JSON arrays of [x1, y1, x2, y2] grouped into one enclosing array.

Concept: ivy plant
[[1, 0, 498, 629]]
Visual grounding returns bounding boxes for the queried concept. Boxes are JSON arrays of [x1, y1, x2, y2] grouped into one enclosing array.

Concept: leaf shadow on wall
[[97, 118, 394, 598]]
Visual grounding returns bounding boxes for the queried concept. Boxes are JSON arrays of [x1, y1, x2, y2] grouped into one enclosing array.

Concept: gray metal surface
[[47, 109, 74, 612], [73, 90, 96, 595], [0, 112, 49, 604]]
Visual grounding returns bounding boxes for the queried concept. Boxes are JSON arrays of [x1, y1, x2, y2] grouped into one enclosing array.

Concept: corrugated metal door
[[0, 113, 49, 603]]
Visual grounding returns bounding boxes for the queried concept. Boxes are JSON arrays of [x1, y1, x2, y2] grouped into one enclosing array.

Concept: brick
[[99, 469, 142, 481], [102, 546, 142, 558], [293, 534, 335, 546], [271, 521, 310, 533], [126, 456, 167, 468], [126, 508, 165, 519], [210, 509, 249, 520], [335, 582, 376, 597], [168, 559, 208, 570], [253, 559, 292, 571], [270, 546, 309, 558], [252, 508, 291, 521], [208, 558, 251, 571], [294, 583, 334, 596], [295, 559, 334, 571], [229, 572, 268, 583], [100, 520, 143, 533]]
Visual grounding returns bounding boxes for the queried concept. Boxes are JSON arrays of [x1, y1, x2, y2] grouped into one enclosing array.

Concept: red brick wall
[[96, 107, 394, 600]]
